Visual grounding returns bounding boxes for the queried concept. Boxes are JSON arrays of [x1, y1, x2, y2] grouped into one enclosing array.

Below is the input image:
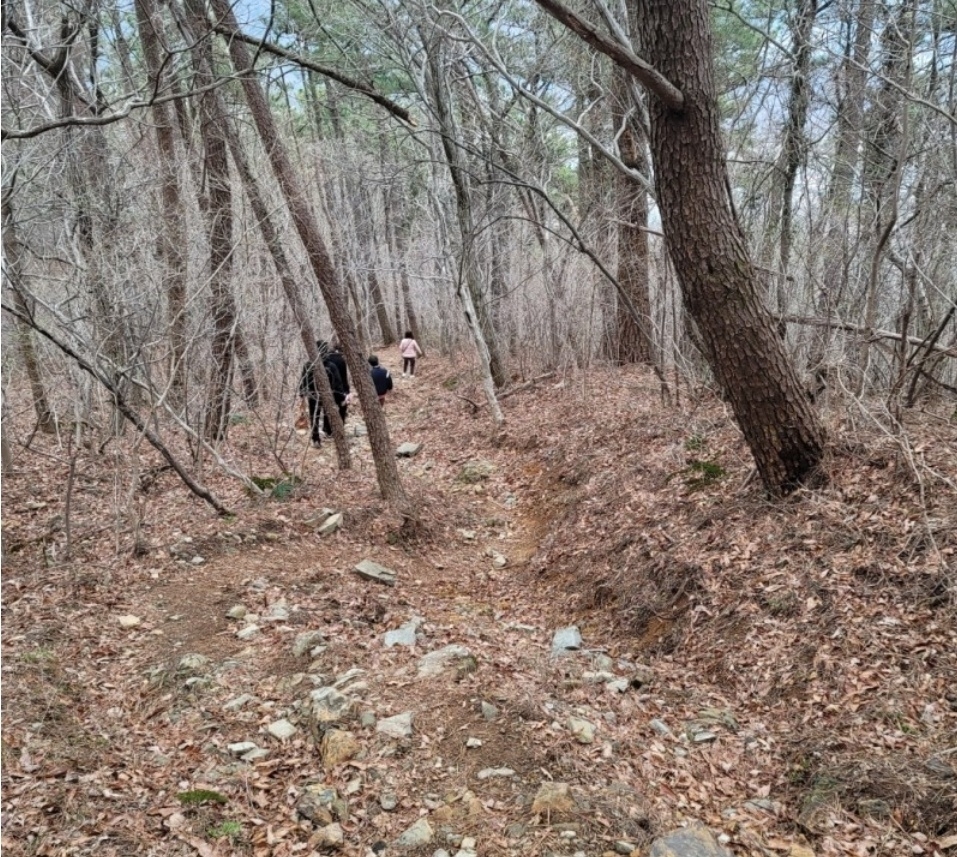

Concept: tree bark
[[211, 0, 409, 512], [633, 0, 825, 494]]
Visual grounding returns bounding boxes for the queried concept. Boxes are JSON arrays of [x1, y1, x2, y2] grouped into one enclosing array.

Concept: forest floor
[[2, 354, 956, 857]]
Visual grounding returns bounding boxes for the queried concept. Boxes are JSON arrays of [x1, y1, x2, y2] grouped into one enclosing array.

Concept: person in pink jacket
[[399, 331, 423, 377]]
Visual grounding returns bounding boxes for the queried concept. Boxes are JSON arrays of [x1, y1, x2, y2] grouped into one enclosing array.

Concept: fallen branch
[[780, 313, 957, 358]]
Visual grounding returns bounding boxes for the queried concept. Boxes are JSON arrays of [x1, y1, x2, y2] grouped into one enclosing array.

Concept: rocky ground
[[2, 355, 955, 857]]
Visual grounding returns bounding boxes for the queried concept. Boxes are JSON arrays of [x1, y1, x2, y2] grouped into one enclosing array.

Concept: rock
[[228, 741, 259, 755], [354, 559, 397, 586], [396, 442, 422, 458], [224, 694, 256, 711], [318, 513, 343, 537], [480, 701, 499, 721], [615, 842, 637, 855], [394, 818, 433, 849], [308, 686, 355, 725], [458, 529, 477, 541], [263, 601, 289, 622], [321, 729, 360, 768], [857, 798, 891, 819], [360, 710, 377, 728], [417, 644, 474, 678], [607, 679, 630, 693], [506, 823, 526, 839], [313, 823, 344, 850], [118, 614, 142, 628], [333, 668, 366, 690], [376, 711, 413, 739], [303, 508, 335, 528], [650, 719, 673, 736], [178, 653, 211, 673], [593, 653, 615, 671], [191, 555, 205, 565], [384, 621, 419, 648], [241, 747, 269, 762], [697, 707, 739, 731], [226, 605, 247, 620], [583, 671, 616, 684], [293, 630, 325, 657], [477, 768, 515, 779], [686, 722, 718, 743], [267, 719, 297, 740], [551, 626, 582, 654], [649, 825, 733, 857], [379, 792, 398, 811], [568, 716, 596, 744], [298, 785, 348, 824], [458, 460, 493, 483], [531, 782, 577, 819], [466, 737, 483, 748], [490, 552, 508, 569], [236, 625, 260, 640]]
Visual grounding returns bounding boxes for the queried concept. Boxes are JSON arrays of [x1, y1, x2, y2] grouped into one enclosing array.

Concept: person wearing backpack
[[298, 341, 345, 447], [399, 331, 423, 377], [368, 354, 393, 404]]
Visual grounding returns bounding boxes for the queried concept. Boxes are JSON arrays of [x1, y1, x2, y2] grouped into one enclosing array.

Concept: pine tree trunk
[[636, 0, 826, 494]]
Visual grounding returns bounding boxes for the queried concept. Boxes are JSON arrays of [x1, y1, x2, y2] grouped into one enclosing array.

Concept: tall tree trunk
[[634, 0, 826, 494], [133, 0, 188, 400], [2, 191, 56, 433], [211, 0, 409, 512]]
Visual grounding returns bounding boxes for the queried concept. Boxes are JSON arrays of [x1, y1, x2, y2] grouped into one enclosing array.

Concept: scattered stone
[[263, 601, 289, 622], [531, 782, 577, 819], [417, 644, 474, 678], [480, 701, 499, 720], [615, 842, 637, 855], [384, 621, 419, 648], [583, 671, 616, 684], [236, 625, 260, 640], [506, 823, 526, 839], [241, 747, 269, 762], [686, 722, 718, 743], [458, 460, 493, 483], [697, 707, 739, 731], [568, 716, 596, 744], [394, 818, 433, 849], [379, 792, 398, 811], [184, 676, 210, 691], [607, 679, 630, 693], [318, 513, 343, 537], [593, 653, 615, 671], [118, 614, 142, 628], [333, 668, 366, 690], [227, 741, 259, 755], [396, 442, 422, 457], [298, 785, 348, 824], [321, 729, 360, 768], [224, 694, 256, 711], [354, 559, 397, 587], [551, 626, 582, 654], [743, 798, 776, 814], [178, 653, 211, 673], [313, 823, 344, 850], [308, 686, 355, 726], [650, 719, 673, 737], [360, 710, 377, 728], [376, 712, 413, 739], [477, 768, 515, 780], [454, 836, 478, 857], [303, 508, 335, 528], [190, 556, 205, 565], [226, 605, 247, 620], [458, 529, 477, 541], [649, 825, 732, 856], [267, 719, 297, 740], [858, 798, 891, 819], [490, 551, 508, 569], [344, 778, 362, 796], [466, 737, 483, 748], [293, 630, 325, 657]]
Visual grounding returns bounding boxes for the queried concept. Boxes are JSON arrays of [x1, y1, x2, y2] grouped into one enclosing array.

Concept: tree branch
[[531, 0, 684, 111], [211, 24, 416, 126]]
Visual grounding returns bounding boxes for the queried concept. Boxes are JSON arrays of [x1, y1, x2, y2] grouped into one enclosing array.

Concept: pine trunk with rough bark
[[635, 0, 826, 494]]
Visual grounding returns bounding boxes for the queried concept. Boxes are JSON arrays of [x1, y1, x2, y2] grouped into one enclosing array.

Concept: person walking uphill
[[399, 331, 423, 377], [368, 355, 393, 404], [298, 341, 345, 447], [327, 341, 350, 427]]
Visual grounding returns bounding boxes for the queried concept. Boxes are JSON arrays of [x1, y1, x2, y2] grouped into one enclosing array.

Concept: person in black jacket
[[299, 341, 344, 447], [327, 341, 350, 428], [368, 354, 393, 404]]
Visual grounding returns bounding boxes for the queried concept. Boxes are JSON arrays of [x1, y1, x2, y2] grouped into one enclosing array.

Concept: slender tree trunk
[[211, 0, 408, 511], [635, 0, 826, 494], [2, 192, 56, 432]]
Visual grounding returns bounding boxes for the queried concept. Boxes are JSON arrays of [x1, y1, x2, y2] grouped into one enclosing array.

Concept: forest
[[1, 0, 955, 855]]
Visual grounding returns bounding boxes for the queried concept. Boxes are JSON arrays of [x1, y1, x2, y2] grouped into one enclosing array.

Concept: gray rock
[[308, 686, 355, 725], [568, 716, 596, 744], [480, 701, 499, 720], [318, 513, 343, 537], [226, 605, 247, 620], [312, 823, 344, 850], [360, 710, 377, 728], [384, 621, 419, 648], [263, 601, 289, 622], [551, 626, 582, 654], [615, 841, 637, 855], [593, 654, 615, 671], [396, 442, 422, 458], [333, 668, 366, 690], [458, 460, 493, 483], [303, 508, 335, 528], [241, 747, 270, 762], [648, 825, 732, 857], [458, 529, 477, 541], [607, 679, 630, 693], [490, 552, 508, 569], [267, 718, 297, 740], [417, 644, 473, 678], [178, 653, 211, 672], [650, 719, 673, 736], [354, 559, 397, 586], [236, 625, 260, 640], [224, 694, 256, 711], [379, 792, 398, 811], [476, 767, 515, 779], [227, 741, 259, 755], [465, 737, 483, 748], [376, 711, 413, 739], [293, 630, 325, 657], [582, 671, 616, 684], [118, 614, 142, 628], [394, 818, 433, 849], [506, 823, 526, 839]]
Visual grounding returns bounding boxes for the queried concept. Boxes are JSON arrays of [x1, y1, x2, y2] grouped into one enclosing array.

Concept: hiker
[[368, 355, 393, 404], [327, 341, 350, 427], [299, 341, 344, 447], [399, 330, 423, 377]]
